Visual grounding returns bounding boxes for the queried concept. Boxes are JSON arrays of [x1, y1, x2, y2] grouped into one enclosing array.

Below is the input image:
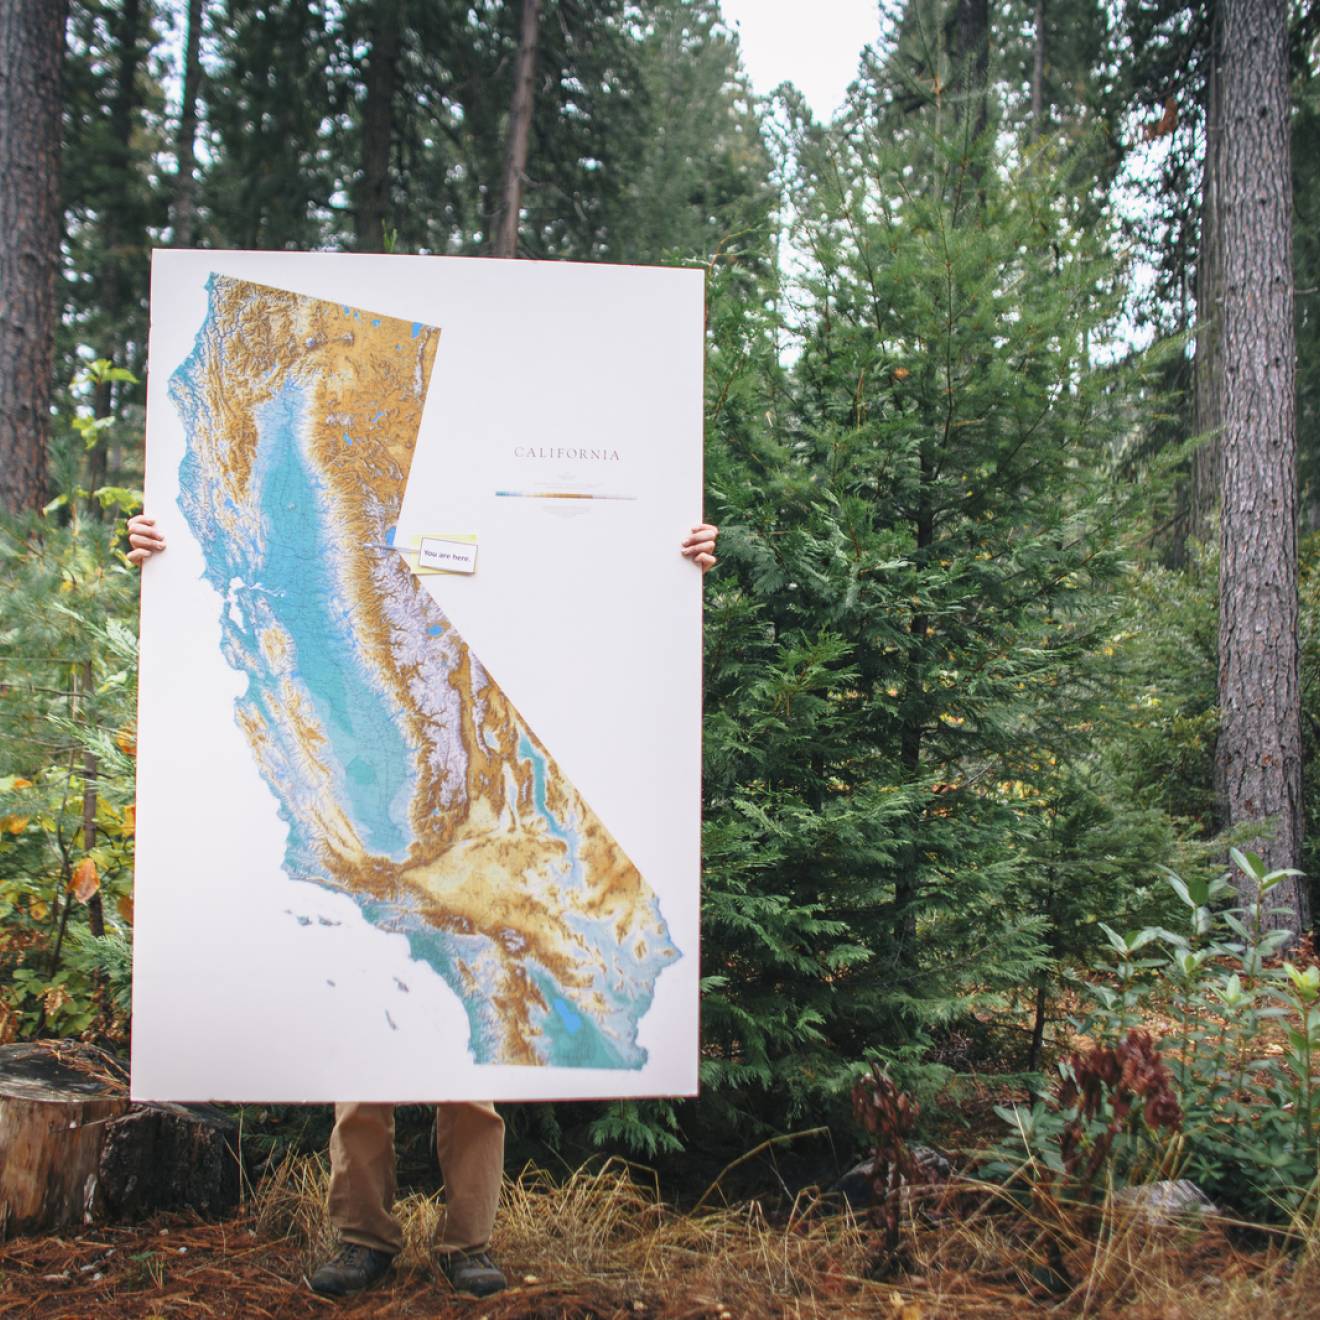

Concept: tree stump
[[0, 1041, 239, 1238]]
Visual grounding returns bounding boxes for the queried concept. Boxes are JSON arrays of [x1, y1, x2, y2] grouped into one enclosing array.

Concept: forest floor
[[2, 1156, 1318, 1319]]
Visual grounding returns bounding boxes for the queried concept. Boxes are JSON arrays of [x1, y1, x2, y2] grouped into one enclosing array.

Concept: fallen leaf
[[1, 814, 30, 834], [118, 894, 135, 926], [121, 804, 136, 837], [116, 730, 136, 757], [29, 899, 48, 920], [43, 985, 70, 1017], [70, 857, 100, 902], [893, 366, 910, 380], [12, 777, 33, 789]]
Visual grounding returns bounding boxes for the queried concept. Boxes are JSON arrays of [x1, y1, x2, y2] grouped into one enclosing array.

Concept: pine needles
[[5, 1156, 1320, 1317]]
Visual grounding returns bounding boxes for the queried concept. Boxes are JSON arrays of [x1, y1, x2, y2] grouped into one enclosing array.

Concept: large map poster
[[132, 253, 703, 1101]]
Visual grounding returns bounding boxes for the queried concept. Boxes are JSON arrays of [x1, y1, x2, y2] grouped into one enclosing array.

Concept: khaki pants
[[328, 1101, 505, 1256]]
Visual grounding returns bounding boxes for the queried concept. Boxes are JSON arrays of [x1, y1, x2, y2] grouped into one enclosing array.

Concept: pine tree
[[60, 0, 167, 500], [201, 0, 339, 250], [597, 0, 775, 265], [491, 0, 542, 257], [507, 0, 645, 259], [1115, 0, 1218, 560], [694, 50, 1159, 1134], [352, 0, 404, 253], [171, 0, 204, 247]]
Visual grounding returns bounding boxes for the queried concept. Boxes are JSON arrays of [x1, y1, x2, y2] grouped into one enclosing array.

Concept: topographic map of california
[[170, 275, 679, 1068]]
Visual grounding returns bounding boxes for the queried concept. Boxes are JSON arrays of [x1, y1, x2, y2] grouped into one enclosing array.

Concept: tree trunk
[[491, 0, 543, 258], [896, 0, 991, 957], [172, 0, 204, 247], [0, 1042, 239, 1239], [355, 0, 404, 253], [80, 661, 105, 939], [0, 0, 67, 515], [894, 445, 936, 958], [1027, 980, 1048, 1070], [105, 0, 145, 319], [1216, 0, 1307, 932], [948, 0, 990, 142], [1030, 0, 1045, 137], [1189, 8, 1223, 550], [86, 0, 145, 515]]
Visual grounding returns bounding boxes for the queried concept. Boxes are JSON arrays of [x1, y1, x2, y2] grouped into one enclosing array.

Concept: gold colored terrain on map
[[188, 277, 673, 1064]]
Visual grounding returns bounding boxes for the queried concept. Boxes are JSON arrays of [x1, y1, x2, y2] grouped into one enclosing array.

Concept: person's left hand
[[681, 523, 719, 573]]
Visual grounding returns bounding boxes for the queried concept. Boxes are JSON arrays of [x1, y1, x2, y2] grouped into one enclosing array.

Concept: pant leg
[[434, 1101, 505, 1253], [328, 1102, 405, 1255]]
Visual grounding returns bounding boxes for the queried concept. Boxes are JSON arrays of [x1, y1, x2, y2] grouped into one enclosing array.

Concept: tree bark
[[355, 0, 404, 253], [0, 0, 68, 515], [1216, 0, 1307, 931], [172, 0, 204, 247], [491, 0, 543, 258]]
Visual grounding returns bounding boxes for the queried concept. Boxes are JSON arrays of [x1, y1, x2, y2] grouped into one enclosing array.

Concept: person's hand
[[681, 522, 718, 573], [126, 514, 166, 566]]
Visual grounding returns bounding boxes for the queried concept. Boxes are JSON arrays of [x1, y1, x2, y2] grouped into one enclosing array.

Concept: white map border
[[132, 252, 704, 1102]]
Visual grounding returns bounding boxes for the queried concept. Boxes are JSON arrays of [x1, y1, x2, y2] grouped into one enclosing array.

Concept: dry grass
[[253, 1153, 896, 1316], [4, 1157, 1320, 1317], [897, 1175, 1320, 1318]]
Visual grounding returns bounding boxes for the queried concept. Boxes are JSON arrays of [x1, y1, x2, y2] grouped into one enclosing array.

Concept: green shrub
[[990, 851, 1320, 1221], [0, 506, 140, 1043]]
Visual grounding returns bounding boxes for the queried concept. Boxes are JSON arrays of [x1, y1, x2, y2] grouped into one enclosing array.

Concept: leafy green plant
[[986, 1028, 1182, 1200], [0, 387, 141, 1044], [991, 850, 1320, 1221]]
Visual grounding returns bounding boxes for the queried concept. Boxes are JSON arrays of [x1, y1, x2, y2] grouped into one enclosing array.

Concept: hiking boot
[[308, 1242, 395, 1296], [439, 1248, 507, 1298]]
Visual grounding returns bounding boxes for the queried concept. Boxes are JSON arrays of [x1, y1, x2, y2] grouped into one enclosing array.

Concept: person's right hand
[[126, 514, 166, 566]]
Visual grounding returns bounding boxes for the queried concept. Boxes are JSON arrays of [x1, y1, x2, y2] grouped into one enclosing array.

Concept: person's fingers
[[127, 516, 165, 568], [682, 523, 718, 544], [697, 553, 717, 573]]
